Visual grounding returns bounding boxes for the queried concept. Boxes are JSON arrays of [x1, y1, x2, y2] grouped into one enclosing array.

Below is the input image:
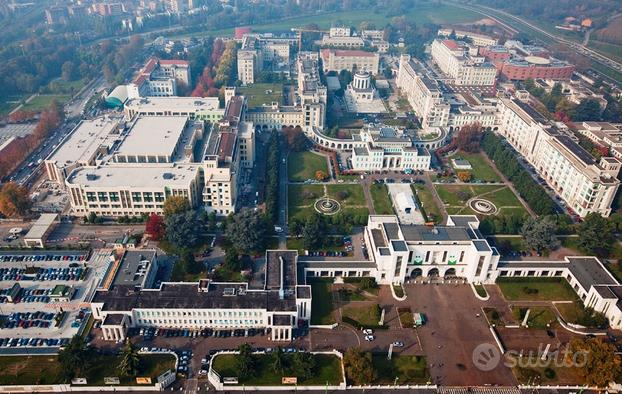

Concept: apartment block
[[498, 97, 620, 217], [431, 39, 497, 86], [127, 58, 191, 99]]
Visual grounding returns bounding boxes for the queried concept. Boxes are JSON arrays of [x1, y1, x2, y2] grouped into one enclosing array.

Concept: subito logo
[[472, 343, 501, 371]]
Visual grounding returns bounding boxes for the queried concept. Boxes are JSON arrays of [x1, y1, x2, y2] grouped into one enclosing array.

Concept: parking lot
[[403, 283, 517, 386], [0, 249, 112, 350]]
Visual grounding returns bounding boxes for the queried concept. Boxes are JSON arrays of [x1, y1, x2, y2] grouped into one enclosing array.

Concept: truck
[[413, 312, 426, 327]]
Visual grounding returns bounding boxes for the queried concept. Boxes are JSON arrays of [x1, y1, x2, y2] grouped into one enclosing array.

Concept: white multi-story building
[[321, 35, 365, 48], [437, 28, 498, 47], [498, 97, 621, 217], [320, 49, 380, 75], [45, 117, 122, 185], [350, 125, 431, 172], [93, 250, 311, 342], [64, 96, 254, 218], [396, 55, 450, 128], [237, 50, 259, 85], [575, 121, 622, 160], [126, 58, 191, 99], [124, 96, 224, 123], [329, 27, 351, 38], [430, 39, 497, 86]]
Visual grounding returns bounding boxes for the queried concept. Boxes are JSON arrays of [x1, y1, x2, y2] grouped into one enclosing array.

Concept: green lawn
[[497, 277, 578, 302], [397, 307, 413, 328], [0, 353, 174, 386], [212, 353, 343, 385], [452, 152, 502, 182], [288, 151, 329, 182], [238, 83, 284, 108], [288, 184, 324, 207], [46, 78, 87, 95], [327, 184, 366, 206], [0, 356, 61, 385], [172, 4, 479, 40], [309, 278, 337, 325], [287, 236, 346, 254], [412, 184, 441, 223], [512, 306, 557, 329], [0, 94, 29, 116], [370, 184, 394, 215], [434, 184, 526, 217], [371, 354, 429, 384], [342, 304, 381, 327], [21, 94, 70, 112]]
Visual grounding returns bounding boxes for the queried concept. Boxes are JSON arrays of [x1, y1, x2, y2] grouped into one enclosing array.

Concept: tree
[[569, 337, 621, 387], [118, 338, 141, 377], [454, 123, 482, 153], [456, 171, 472, 182], [315, 170, 328, 181], [271, 346, 285, 374], [182, 249, 203, 275], [572, 98, 602, 122], [0, 182, 31, 218], [223, 248, 241, 272], [302, 214, 326, 250], [283, 126, 308, 152], [165, 211, 200, 249], [576, 213, 615, 257], [520, 216, 559, 253], [235, 343, 256, 379], [225, 209, 268, 254], [289, 218, 303, 238], [145, 213, 165, 241], [343, 348, 375, 385], [61, 61, 77, 81], [292, 351, 316, 379], [359, 277, 378, 291], [58, 335, 91, 382], [163, 196, 191, 217]]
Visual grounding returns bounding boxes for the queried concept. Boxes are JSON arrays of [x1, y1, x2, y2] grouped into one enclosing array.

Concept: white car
[[392, 341, 404, 347], [362, 329, 373, 335], [364, 335, 375, 341]]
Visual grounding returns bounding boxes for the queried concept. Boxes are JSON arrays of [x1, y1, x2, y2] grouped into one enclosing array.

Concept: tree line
[[264, 130, 280, 225], [481, 131, 558, 216]]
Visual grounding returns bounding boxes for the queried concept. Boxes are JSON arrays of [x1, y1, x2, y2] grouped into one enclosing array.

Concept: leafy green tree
[[576, 213, 615, 257], [572, 98, 602, 122], [520, 216, 559, 253], [163, 196, 191, 217], [235, 343, 255, 379], [271, 346, 285, 374], [165, 211, 200, 249], [343, 348, 375, 385], [225, 209, 268, 254], [182, 249, 203, 275], [223, 248, 241, 272], [118, 338, 141, 377], [302, 214, 326, 250], [58, 335, 91, 382], [292, 351, 316, 379]]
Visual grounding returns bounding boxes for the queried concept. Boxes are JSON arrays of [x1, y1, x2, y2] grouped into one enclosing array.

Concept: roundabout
[[314, 196, 341, 215], [468, 198, 498, 215]]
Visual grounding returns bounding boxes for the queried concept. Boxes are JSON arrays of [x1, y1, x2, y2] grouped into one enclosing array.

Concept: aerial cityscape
[[2, 0, 622, 392]]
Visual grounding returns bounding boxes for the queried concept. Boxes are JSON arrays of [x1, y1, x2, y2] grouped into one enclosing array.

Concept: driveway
[[404, 283, 517, 386]]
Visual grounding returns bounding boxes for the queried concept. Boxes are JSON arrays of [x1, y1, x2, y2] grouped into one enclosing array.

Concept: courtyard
[[435, 184, 527, 218], [288, 183, 369, 222]]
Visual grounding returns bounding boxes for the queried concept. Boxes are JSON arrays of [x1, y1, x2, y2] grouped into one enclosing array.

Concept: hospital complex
[[36, 31, 622, 339]]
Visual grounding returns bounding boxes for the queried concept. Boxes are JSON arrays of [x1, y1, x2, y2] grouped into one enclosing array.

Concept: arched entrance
[[444, 268, 456, 278], [428, 268, 439, 277], [411, 268, 423, 278]]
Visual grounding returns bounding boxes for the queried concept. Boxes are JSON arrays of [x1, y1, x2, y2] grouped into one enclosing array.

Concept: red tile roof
[[442, 40, 460, 51]]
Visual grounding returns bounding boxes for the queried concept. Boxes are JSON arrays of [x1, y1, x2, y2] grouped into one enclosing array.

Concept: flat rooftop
[[125, 97, 221, 112], [24, 213, 58, 240], [93, 282, 297, 312], [115, 116, 187, 158], [67, 164, 200, 189], [265, 250, 298, 290], [48, 117, 119, 168], [113, 250, 157, 288]]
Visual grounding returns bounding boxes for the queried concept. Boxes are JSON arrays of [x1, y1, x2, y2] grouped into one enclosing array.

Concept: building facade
[[498, 97, 620, 217], [320, 49, 380, 75], [430, 39, 497, 86]]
